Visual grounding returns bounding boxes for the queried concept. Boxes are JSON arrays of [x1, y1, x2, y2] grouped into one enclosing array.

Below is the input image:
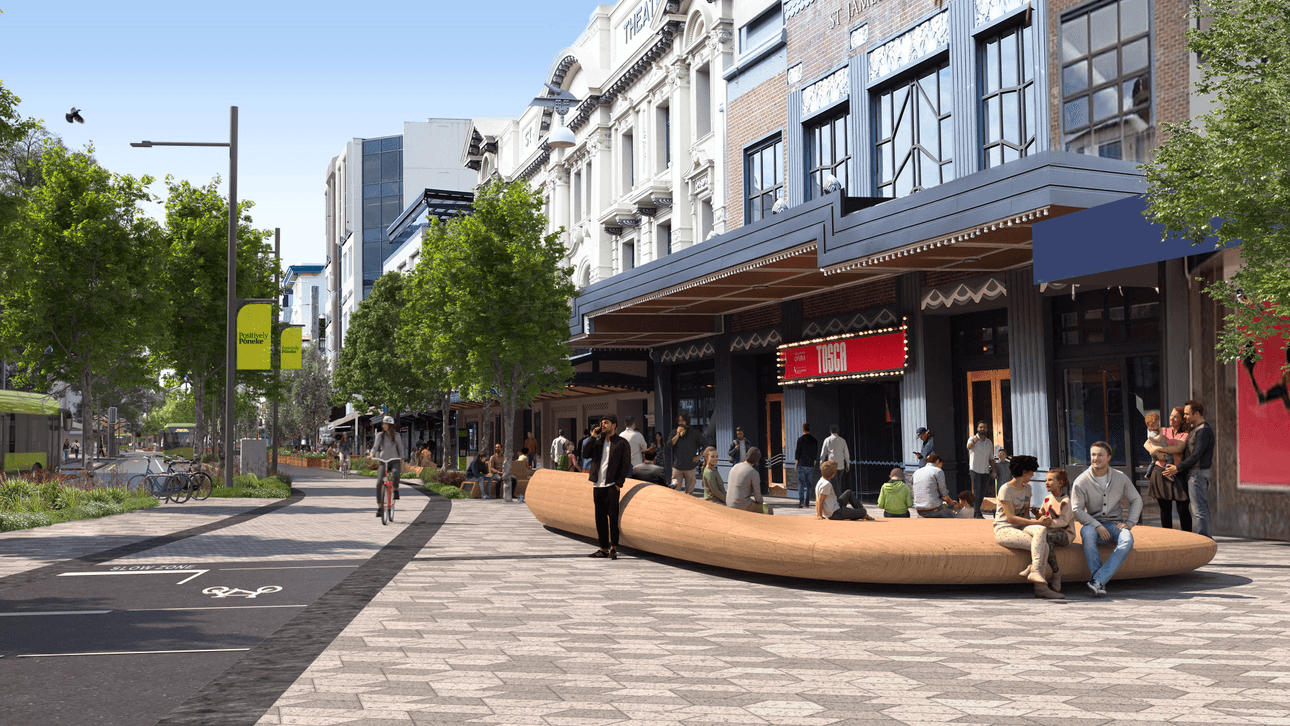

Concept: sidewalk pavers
[[254, 496, 1290, 726]]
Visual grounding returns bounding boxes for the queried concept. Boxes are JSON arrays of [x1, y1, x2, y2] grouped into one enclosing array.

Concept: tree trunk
[[81, 369, 94, 476], [440, 389, 452, 471], [193, 377, 205, 462], [501, 393, 515, 502]]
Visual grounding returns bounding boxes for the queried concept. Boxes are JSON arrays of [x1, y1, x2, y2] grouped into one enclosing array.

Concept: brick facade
[[730, 304, 784, 332], [724, 70, 788, 233], [802, 277, 898, 319], [1045, 0, 1192, 152]]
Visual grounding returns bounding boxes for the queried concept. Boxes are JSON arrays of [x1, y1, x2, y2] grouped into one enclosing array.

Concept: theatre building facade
[[563, 0, 1289, 539]]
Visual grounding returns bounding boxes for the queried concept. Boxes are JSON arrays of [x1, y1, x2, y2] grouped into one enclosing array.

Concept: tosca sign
[[280, 327, 302, 370], [236, 304, 272, 370], [778, 322, 908, 385]]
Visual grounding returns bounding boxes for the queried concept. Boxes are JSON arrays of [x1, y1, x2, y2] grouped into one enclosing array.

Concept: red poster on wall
[[1239, 329, 1290, 489], [779, 325, 908, 385]]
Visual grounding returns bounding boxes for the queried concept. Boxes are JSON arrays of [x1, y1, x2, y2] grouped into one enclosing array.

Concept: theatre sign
[[777, 321, 909, 385]]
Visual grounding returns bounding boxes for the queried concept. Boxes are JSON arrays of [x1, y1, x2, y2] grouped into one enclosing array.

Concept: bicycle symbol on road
[[201, 585, 283, 599]]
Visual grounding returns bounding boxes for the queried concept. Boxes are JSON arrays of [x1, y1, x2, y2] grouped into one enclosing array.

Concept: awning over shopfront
[[1032, 194, 1235, 284]]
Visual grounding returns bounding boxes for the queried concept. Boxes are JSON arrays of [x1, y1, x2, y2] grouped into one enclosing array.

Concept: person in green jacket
[[700, 447, 727, 503], [878, 467, 913, 517]]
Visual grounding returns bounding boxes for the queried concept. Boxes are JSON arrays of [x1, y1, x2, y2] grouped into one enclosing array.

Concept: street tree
[[157, 177, 277, 462], [0, 78, 38, 229], [416, 180, 575, 497], [281, 345, 334, 447], [334, 272, 427, 417], [0, 144, 165, 459], [1143, 0, 1290, 365]]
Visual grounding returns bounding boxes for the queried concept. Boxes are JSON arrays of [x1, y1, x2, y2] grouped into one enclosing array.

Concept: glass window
[[807, 110, 851, 200], [873, 61, 952, 198], [380, 151, 400, 183], [740, 4, 783, 54], [362, 154, 379, 183], [622, 240, 635, 271], [745, 135, 784, 223], [1061, 0, 1153, 161], [981, 24, 1037, 168], [1053, 286, 1160, 350]]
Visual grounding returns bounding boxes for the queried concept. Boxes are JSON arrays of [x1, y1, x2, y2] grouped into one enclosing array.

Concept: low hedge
[[0, 479, 159, 532], [209, 473, 293, 499]]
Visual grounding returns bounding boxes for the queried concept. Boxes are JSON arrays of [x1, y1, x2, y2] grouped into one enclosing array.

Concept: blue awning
[[1032, 194, 1233, 284]]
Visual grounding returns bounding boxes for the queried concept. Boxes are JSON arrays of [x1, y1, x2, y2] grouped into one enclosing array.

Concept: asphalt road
[[0, 471, 452, 726]]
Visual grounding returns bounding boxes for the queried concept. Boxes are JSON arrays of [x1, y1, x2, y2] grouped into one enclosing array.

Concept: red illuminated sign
[[778, 324, 908, 384]]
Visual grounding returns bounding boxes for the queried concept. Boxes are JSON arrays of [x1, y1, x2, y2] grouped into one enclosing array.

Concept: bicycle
[[129, 455, 188, 502], [375, 457, 400, 525], [167, 457, 214, 500]]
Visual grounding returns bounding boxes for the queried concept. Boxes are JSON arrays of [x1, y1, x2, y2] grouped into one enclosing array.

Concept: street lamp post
[[133, 105, 239, 490]]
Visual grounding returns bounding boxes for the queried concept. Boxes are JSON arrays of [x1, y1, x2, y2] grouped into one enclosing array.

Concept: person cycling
[[369, 415, 405, 518], [337, 433, 353, 478]]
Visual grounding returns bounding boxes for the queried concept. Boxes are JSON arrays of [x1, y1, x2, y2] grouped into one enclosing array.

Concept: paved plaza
[[2, 467, 1289, 726]]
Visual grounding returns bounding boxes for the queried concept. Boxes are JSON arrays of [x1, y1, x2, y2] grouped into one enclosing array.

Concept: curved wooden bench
[[524, 470, 1217, 585]]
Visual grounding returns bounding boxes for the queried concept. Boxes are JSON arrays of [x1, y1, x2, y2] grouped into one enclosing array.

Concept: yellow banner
[[281, 327, 303, 370], [236, 304, 272, 370]]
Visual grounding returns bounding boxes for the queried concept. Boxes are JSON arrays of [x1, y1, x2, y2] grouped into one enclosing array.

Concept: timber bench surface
[[523, 469, 1218, 585]]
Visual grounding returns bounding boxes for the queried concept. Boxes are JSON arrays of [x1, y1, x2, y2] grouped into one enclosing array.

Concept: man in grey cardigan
[[1072, 440, 1143, 597]]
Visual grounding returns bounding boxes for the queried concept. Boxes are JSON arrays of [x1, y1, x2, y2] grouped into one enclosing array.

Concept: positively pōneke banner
[[281, 327, 302, 370], [236, 304, 272, 370]]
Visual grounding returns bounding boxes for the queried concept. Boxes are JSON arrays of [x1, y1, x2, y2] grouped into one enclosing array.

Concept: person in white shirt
[[966, 421, 995, 519], [815, 460, 874, 521], [550, 430, 570, 466], [819, 425, 851, 499], [621, 415, 647, 469], [912, 454, 961, 518]]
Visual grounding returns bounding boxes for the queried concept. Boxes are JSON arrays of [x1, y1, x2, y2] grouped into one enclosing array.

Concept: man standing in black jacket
[[583, 414, 634, 559], [794, 423, 818, 509], [1164, 399, 1215, 538]]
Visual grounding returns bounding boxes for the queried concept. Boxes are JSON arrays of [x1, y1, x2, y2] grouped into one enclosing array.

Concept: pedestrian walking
[[727, 427, 755, 465], [1072, 440, 1143, 597], [966, 421, 994, 519], [582, 414, 632, 560], [1163, 400, 1214, 538], [793, 423, 818, 509], [621, 415, 647, 468], [63, 439, 70, 463], [578, 428, 594, 470], [819, 425, 851, 498], [549, 430, 570, 467], [669, 414, 705, 495]]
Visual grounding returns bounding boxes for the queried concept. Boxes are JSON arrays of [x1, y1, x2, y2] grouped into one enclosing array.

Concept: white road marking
[[0, 610, 111, 617], [17, 647, 251, 658], [57, 569, 209, 584], [202, 585, 282, 599], [127, 604, 307, 612]]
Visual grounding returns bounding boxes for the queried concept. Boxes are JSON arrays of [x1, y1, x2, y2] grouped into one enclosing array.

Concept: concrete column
[[671, 60, 694, 251], [1006, 266, 1053, 469], [552, 168, 570, 242], [898, 273, 928, 465], [1163, 259, 1191, 406]]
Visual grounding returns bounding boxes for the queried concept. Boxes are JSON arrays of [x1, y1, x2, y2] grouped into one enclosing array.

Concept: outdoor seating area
[[523, 470, 1218, 585]]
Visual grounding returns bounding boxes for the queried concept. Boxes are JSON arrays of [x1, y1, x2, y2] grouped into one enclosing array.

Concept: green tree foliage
[[1143, 0, 1290, 365], [0, 78, 39, 228], [157, 177, 277, 460], [411, 180, 575, 493], [334, 272, 426, 415], [281, 344, 334, 446], [0, 145, 165, 457], [144, 390, 196, 435]]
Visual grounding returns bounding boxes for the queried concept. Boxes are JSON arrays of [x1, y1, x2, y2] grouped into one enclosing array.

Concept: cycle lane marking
[[18, 648, 252, 658], [57, 569, 209, 584]]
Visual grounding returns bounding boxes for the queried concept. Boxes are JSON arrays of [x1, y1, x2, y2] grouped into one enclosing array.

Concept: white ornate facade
[[462, 0, 733, 291]]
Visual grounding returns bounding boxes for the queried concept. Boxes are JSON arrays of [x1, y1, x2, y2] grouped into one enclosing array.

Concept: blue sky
[[0, 1, 593, 266]]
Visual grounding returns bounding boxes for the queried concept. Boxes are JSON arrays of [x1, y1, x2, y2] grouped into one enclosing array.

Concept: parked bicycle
[[127, 455, 212, 503], [167, 457, 214, 500]]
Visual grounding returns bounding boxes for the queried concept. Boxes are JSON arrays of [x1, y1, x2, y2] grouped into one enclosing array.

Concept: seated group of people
[[464, 443, 536, 500]]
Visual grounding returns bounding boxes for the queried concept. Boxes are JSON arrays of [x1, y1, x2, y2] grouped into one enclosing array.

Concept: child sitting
[[877, 467, 913, 517], [1031, 468, 1077, 592], [1144, 412, 1175, 481]]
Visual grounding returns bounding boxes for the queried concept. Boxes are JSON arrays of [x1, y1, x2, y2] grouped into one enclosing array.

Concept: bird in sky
[[65, 107, 84, 124]]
